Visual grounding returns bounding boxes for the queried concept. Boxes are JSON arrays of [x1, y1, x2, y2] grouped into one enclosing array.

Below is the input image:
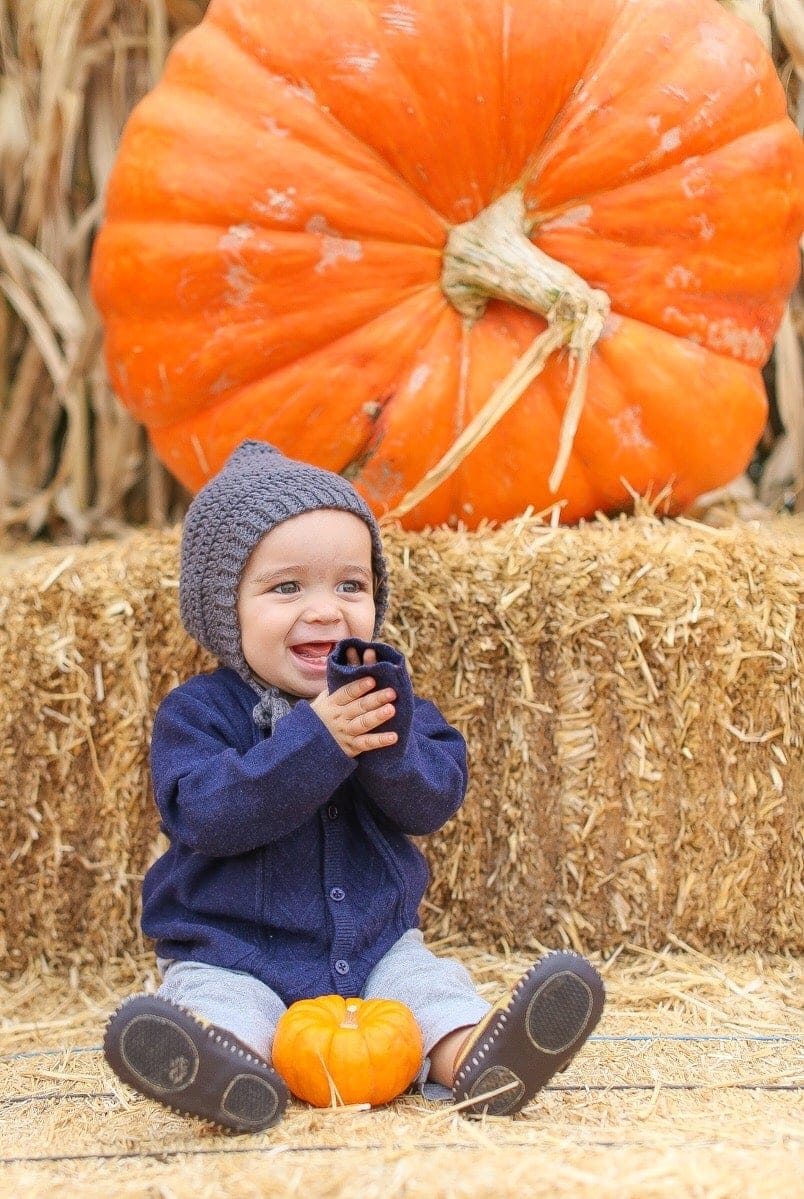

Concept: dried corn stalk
[[0, 0, 205, 541]]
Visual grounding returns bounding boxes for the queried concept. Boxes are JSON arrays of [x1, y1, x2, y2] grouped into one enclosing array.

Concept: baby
[[104, 440, 604, 1131]]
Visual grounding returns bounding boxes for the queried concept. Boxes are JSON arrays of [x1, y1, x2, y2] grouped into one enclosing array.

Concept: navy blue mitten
[[326, 638, 414, 754]]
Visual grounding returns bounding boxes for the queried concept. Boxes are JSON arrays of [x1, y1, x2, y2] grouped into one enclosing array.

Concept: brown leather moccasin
[[104, 993, 288, 1133], [453, 950, 605, 1117]]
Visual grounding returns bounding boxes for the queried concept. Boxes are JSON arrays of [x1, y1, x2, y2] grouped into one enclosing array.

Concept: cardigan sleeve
[[326, 639, 468, 835], [150, 678, 357, 857], [355, 699, 468, 835]]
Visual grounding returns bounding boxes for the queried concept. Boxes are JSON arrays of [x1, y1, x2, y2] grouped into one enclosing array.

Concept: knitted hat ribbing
[[179, 441, 389, 681]]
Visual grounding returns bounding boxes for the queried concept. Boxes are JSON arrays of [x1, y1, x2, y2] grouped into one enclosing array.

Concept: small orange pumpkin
[[272, 995, 423, 1108]]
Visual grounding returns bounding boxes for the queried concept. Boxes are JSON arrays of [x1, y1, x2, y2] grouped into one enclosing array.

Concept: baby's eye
[[271, 580, 299, 595], [338, 578, 368, 594]]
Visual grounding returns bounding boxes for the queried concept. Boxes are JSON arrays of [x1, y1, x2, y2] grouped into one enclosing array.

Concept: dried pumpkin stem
[[340, 1002, 361, 1030], [390, 189, 610, 518]]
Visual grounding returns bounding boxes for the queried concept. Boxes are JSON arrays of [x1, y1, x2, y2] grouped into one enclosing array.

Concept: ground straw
[[0, 943, 801, 1198]]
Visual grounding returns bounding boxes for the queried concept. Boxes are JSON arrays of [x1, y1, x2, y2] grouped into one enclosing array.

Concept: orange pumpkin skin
[[91, 0, 804, 527], [271, 995, 424, 1108]]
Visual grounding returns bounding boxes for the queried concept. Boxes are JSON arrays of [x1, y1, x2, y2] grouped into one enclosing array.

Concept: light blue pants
[[157, 929, 490, 1092]]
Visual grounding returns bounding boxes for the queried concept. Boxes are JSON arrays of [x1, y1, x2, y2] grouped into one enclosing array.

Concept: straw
[[0, 943, 800, 1198]]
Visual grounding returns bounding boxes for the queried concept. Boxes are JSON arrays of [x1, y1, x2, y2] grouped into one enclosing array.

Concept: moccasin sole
[[452, 950, 605, 1117], [104, 994, 288, 1132]]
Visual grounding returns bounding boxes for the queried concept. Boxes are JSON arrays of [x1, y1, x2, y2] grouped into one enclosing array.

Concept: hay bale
[[0, 515, 802, 974]]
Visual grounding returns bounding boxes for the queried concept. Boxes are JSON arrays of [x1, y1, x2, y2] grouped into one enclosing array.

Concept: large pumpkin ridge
[[148, 287, 451, 487], [355, 309, 768, 525], [529, 0, 787, 208], [207, 0, 623, 224], [104, 17, 445, 243], [98, 223, 442, 426], [533, 122, 804, 365]]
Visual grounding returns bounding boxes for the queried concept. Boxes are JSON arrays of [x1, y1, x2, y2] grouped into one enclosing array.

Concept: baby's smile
[[290, 641, 336, 664]]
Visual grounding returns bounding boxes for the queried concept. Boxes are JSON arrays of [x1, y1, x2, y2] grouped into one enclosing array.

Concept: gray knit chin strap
[[251, 685, 295, 733]]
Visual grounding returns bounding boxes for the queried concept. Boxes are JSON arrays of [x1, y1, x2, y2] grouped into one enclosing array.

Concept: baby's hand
[[345, 644, 377, 668], [311, 670, 397, 758]]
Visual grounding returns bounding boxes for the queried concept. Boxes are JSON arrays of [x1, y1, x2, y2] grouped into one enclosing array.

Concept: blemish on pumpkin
[[219, 223, 255, 252], [263, 187, 297, 221], [661, 83, 689, 102], [209, 372, 237, 397], [380, 4, 417, 35], [663, 304, 695, 330], [690, 213, 715, 241], [224, 264, 254, 305], [260, 115, 289, 138], [609, 406, 652, 451], [338, 48, 380, 75], [360, 391, 394, 425], [287, 81, 316, 105], [665, 264, 699, 290], [408, 364, 431, 394], [698, 24, 731, 68], [662, 308, 767, 365], [306, 214, 338, 236], [681, 166, 709, 199], [705, 319, 767, 364], [315, 235, 363, 273], [343, 447, 405, 499]]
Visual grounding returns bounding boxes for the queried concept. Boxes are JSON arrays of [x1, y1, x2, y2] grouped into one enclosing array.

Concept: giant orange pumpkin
[[91, 0, 804, 527]]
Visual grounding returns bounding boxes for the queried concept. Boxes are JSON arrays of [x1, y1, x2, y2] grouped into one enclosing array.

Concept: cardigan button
[[330, 887, 346, 902], [334, 959, 350, 975]]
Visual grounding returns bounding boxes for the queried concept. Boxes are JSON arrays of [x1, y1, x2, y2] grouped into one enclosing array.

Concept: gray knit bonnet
[[179, 440, 389, 686]]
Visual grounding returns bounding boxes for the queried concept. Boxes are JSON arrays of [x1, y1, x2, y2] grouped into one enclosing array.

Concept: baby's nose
[[304, 595, 342, 622]]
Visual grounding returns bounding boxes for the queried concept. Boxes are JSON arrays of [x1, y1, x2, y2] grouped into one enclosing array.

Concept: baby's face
[[237, 508, 376, 697]]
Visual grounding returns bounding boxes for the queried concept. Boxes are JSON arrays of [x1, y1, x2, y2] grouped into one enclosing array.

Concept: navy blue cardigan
[[141, 641, 468, 1006]]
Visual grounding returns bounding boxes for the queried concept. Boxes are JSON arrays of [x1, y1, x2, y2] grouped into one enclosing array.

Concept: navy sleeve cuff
[[327, 638, 413, 751]]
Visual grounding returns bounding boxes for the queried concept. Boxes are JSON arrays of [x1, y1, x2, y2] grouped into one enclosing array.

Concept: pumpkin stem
[[390, 189, 610, 516], [340, 1002, 361, 1030]]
